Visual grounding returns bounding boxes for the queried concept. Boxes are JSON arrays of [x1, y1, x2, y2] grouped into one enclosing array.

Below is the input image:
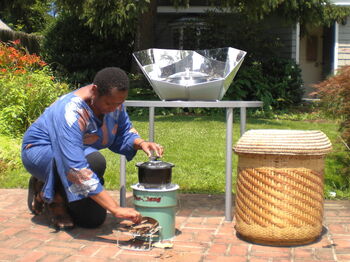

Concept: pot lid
[[136, 157, 174, 169]]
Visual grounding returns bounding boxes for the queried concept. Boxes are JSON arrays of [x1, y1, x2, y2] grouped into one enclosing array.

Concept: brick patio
[[0, 189, 349, 261]]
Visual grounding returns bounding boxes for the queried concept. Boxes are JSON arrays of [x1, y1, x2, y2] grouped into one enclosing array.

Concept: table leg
[[119, 106, 155, 207], [240, 107, 246, 136], [149, 107, 155, 142], [225, 108, 233, 221], [119, 155, 126, 207], [119, 104, 129, 207]]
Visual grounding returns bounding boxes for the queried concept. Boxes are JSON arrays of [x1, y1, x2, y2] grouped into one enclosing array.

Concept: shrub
[[0, 30, 41, 54], [0, 39, 46, 70], [0, 40, 69, 136], [0, 135, 22, 172], [262, 57, 304, 109], [42, 13, 134, 87], [213, 57, 303, 110], [313, 65, 350, 185], [225, 62, 274, 108]]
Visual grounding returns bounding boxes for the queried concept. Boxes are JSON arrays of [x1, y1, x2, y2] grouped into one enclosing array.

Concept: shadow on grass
[[130, 114, 226, 123], [249, 118, 286, 126], [130, 114, 289, 129]]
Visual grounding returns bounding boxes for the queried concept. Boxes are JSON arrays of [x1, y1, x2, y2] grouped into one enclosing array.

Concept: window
[[170, 17, 207, 49]]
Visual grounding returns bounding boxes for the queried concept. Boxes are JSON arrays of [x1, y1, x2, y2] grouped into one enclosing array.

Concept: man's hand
[[90, 190, 142, 224], [113, 207, 142, 224], [135, 139, 164, 158]]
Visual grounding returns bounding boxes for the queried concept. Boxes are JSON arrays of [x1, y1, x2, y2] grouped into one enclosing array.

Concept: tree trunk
[[131, 0, 157, 73]]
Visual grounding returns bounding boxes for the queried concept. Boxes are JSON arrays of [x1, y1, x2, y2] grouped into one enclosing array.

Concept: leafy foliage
[[313, 66, 350, 185], [0, 30, 41, 54], [224, 58, 303, 110], [313, 66, 350, 142], [0, 39, 46, 70], [0, 40, 69, 136], [55, 0, 151, 39], [0, 0, 53, 33], [0, 135, 22, 173], [42, 13, 134, 87], [171, 0, 350, 28]]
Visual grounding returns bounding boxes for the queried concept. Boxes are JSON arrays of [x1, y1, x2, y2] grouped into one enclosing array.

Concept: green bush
[[0, 30, 41, 54], [262, 57, 304, 108], [225, 62, 274, 108], [0, 135, 22, 172], [178, 12, 304, 110], [0, 41, 69, 136], [42, 13, 134, 87], [227, 57, 303, 109], [313, 65, 350, 188]]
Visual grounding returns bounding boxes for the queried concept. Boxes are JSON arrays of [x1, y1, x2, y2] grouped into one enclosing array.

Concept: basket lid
[[233, 129, 332, 155]]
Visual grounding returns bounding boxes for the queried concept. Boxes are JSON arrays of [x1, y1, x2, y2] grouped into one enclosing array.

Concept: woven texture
[[233, 129, 332, 246], [234, 129, 332, 155]]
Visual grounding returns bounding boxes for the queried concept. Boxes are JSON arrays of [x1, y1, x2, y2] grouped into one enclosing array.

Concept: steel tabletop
[[119, 100, 263, 221]]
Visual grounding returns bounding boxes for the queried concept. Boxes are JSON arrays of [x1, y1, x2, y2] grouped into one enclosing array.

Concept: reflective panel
[[133, 47, 247, 101]]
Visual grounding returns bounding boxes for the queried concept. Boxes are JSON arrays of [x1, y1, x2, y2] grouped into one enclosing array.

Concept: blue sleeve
[[108, 105, 140, 161], [50, 100, 103, 201]]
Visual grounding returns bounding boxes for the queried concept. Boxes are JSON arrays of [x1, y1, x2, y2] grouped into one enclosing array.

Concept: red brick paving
[[0, 189, 349, 262]]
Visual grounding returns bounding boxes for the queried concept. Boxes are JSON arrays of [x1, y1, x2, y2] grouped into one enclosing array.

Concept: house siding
[[270, 24, 296, 59], [261, 16, 296, 60], [337, 16, 350, 67], [155, 16, 171, 48], [155, 12, 297, 60]]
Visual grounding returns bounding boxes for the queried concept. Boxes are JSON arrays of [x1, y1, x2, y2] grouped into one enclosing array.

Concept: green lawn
[[1, 114, 348, 198], [102, 114, 347, 197]]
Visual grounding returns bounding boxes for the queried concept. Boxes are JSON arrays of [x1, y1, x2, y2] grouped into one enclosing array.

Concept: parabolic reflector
[[133, 47, 246, 101]]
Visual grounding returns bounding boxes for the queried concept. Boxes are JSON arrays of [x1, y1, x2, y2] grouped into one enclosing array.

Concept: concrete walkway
[[0, 189, 349, 262]]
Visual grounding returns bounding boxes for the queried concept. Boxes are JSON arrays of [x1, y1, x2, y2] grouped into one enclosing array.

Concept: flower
[[0, 41, 47, 72], [12, 39, 21, 45]]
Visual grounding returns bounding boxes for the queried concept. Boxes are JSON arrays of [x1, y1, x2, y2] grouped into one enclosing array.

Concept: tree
[[54, 0, 157, 73], [55, 0, 151, 39], [171, 0, 350, 26], [42, 13, 134, 86], [0, 0, 53, 33], [53, 0, 350, 48], [2, 0, 350, 37]]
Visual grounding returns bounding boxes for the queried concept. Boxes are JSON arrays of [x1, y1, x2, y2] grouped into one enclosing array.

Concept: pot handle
[[149, 155, 159, 161]]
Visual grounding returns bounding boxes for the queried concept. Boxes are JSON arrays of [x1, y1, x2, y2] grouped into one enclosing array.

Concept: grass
[[1, 113, 349, 198], [102, 114, 348, 197]]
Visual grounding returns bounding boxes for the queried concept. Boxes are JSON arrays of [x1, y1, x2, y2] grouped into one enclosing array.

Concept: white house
[[333, 1, 350, 70], [155, 0, 350, 97], [298, 0, 350, 96]]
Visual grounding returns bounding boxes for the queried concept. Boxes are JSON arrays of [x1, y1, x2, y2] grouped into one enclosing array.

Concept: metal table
[[119, 100, 263, 221]]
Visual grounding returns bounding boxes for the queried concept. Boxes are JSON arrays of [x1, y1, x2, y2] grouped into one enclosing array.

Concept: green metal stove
[[131, 183, 179, 241], [132, 157, 178, 241]]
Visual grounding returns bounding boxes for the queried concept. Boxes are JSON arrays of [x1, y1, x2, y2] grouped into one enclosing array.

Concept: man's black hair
[[93, 67, 129, 96]]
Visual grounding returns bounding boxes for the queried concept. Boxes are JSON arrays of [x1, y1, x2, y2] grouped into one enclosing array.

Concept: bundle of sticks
[[129, 217, 159, 236]]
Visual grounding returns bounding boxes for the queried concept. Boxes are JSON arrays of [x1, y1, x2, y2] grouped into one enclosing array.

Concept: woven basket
[[233, 129, 332, 246]]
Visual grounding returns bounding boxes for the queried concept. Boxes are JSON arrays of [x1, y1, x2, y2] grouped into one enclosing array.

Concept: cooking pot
[[136, 157, 174, 188]]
